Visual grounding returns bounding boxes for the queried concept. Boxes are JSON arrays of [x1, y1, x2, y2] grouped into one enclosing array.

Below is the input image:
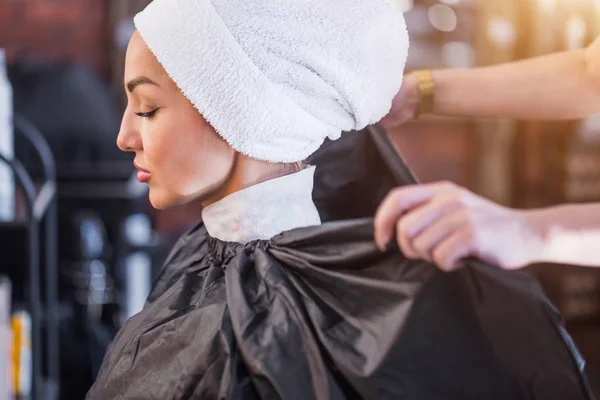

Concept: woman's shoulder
[[146, 221, 210, 305]]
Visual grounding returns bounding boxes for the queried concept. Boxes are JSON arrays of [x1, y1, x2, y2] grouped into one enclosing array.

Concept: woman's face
[[117, 31, 235, 210]]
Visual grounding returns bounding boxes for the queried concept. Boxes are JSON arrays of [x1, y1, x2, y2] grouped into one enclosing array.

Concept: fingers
[[431, 228, 475, 271], [401, 209, 467, 262], [373, 181, 483, 272], [380, 77, 419, 129], [374, 185, 437, 250], [374, 181, 461, 249], [396, 200, 477, 271], [399, 212, 475, 271]]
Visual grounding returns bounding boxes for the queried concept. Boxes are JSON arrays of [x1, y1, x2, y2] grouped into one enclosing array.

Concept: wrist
[[522, 205, 583, 265], [412, 70, 436, 117], [520, 209, 553, 265]]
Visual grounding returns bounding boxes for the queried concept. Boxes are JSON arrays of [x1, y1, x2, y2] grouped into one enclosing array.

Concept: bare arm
[[530, 203, 600, 267], [374, 183, 600, 271], [383, 36, 600, 126]]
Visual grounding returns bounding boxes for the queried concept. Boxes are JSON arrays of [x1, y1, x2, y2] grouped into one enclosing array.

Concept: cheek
[[142, 114, 234, 200]]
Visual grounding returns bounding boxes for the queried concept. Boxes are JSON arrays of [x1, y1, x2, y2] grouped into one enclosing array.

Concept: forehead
[[124, 31, 169, 83]]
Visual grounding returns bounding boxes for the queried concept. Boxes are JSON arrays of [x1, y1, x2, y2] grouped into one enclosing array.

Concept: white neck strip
[[202, 166, 321, 243]]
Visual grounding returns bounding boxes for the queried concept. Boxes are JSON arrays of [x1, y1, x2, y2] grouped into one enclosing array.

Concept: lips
[[134, 161, 151, 183]]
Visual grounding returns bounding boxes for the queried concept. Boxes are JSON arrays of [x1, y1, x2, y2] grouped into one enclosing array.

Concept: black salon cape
[[87, 126, 595, 400]]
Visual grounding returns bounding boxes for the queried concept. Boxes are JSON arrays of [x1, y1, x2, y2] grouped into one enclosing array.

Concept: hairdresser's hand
[[380, 73, 420, 129], [374, 182, 546, 271]]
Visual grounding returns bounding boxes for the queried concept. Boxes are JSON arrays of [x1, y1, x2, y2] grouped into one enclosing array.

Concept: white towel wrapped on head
[[135, 0, 409, 163]]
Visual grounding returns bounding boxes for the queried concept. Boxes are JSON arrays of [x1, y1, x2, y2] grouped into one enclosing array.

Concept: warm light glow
[[541, 0, 600, 12], [441, 42, 476, 68], [428, 4, 457, 32], [536, 0, 556, 13], [487, 17, 516, 48], [565, 16, 587, 50]]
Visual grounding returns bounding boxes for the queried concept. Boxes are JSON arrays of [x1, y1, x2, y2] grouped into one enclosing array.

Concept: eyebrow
[[126, 76, 160, 93]]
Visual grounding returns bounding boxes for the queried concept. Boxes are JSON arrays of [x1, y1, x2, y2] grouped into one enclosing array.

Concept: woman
[[88, 1, 592, 399]]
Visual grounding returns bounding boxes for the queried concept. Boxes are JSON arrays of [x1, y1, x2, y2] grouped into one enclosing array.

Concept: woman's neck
[[201, 153, 303, 208]]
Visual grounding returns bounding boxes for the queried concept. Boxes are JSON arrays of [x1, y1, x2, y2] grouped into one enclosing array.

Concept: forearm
[[527, 203, 600, 267], [431, 47, 600, 120]]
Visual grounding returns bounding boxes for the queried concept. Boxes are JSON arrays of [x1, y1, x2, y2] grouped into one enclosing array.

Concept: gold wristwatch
[[412, 70, 435, 117]]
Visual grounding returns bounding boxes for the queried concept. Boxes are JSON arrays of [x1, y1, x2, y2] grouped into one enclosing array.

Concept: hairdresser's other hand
[[374, 182, 546, 271], [380, 73, 420, 129]]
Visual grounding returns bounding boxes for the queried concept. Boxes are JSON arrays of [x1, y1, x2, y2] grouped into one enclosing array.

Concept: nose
[[117, 110, 142, 152]]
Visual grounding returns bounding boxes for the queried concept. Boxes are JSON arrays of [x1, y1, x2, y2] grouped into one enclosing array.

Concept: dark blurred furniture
[[5, 62, 166, 399], [0, 115, 59, 400]]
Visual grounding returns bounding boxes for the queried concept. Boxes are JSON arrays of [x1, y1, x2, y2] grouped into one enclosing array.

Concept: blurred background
[[0, 0, 599, 398]]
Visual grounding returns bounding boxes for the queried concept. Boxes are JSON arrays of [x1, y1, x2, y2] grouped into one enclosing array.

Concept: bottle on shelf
[[0, 276, 11, 400], [10, 309, 31, 399], [0, 48, 14, 221]]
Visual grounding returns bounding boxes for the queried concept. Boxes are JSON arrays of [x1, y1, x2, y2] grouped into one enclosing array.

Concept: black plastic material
[[88, 127, 595, 400]]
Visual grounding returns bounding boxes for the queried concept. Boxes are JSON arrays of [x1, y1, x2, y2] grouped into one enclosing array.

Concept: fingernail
[[376, 235, 390, 252]]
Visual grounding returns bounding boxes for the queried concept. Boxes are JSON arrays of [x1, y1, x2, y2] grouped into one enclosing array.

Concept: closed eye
[[135, 108, 160, 119]]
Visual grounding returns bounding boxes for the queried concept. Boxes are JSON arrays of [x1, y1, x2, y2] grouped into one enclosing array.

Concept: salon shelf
[[0, 114, 59, 400], [0, 181, 56, 228]]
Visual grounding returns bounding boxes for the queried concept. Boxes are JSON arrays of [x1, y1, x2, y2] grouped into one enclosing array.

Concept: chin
[[148, 189, 181, 210], [148, 187, 205, 210]]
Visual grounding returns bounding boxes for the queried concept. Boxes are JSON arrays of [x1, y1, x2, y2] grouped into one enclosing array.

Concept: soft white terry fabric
[[201, 167, 321, 243], [134, 0, 409, 162]]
